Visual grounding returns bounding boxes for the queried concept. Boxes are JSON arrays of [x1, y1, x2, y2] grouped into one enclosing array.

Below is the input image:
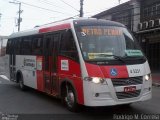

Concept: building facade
[[93, 0, 140, 32], [93, 0, 160, 72], [0, 36, 8, 56], [137, 0, 160, 72]]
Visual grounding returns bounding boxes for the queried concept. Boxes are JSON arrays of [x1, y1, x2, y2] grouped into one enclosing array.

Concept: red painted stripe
[[100, 65, 128, 78], [58, 56, 84, 104], [85, 63, 104, 77], [36, 56, 44, 92], [39, 23, 71, 33], [85, 63, 129, 78]]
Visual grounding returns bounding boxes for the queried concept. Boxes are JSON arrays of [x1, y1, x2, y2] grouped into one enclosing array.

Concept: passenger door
[[9, 39, 16, 81], [43, 33, 60, 95], [50, 34, 60, 95], [43, 34, 52, 94]]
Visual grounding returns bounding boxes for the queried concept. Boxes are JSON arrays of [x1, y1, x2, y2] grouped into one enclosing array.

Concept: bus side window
[[32, 36, 43, 55], [60, 30, 79, 62], [10, 39, 15, 54], [6, 39, 11, 54], [21, 37, 32, 55], [14, 38, 21, 55]]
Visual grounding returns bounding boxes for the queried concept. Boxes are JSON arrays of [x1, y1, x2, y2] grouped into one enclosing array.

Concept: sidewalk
[[152, 73, 160, 86], [0, 57, 5, 75]]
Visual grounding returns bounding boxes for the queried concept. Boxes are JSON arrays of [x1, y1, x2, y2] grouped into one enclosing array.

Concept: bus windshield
[[75, 26, 144, 61]]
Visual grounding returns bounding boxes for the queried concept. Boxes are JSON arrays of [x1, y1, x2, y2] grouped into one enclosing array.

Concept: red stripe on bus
[[100, 65, 128, 78], [39, 23, 71, 33], [85, 63, 104, 78], [36, 56, 44, 92], [58, 56, 84, 104], [85, 63, 128, 78]]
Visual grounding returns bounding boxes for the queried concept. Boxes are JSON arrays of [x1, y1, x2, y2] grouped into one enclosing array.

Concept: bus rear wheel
[[61, 84, 80, 112], [18, 74, 27, 91]]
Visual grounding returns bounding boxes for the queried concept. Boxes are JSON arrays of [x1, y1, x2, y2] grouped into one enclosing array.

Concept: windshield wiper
[[123, 55, 146, 60], [98, 54, 126, 63]]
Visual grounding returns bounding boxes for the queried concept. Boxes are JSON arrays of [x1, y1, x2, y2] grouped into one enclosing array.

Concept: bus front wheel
[[61, 84, 80, 112]]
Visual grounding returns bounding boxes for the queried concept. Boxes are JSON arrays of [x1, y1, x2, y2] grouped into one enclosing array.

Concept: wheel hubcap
[[19, 80, 23, 88], [65, 91, 75, 107]]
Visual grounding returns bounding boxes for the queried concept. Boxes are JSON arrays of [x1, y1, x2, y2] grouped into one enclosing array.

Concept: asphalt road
[[0, 77, 160, 120]]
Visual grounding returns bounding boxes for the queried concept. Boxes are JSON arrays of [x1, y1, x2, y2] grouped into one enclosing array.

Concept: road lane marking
[[0, 75, 9, 81]]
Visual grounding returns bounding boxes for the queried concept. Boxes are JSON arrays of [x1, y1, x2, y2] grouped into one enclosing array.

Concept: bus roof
[[9, 18, 125, 39], [73, 18, 125, 27]]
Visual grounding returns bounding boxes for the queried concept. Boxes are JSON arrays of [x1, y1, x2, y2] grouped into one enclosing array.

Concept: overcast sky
[[0, 0, 129, 36]]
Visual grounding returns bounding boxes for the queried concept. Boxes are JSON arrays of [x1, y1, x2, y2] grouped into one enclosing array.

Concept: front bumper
[[83, 78, 152, 106]]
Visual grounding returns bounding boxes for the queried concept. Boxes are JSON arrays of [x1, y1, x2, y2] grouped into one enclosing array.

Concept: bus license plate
[[124, 86, 136, 92]]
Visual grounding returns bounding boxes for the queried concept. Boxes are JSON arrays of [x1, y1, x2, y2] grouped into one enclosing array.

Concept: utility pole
[[17, 2, 22, 32], [80, 0, 84, 17], [9, 1, 22, 32], [118, 0, 121, 5], [0, 13, 2, 27], [0, 13, 1, 56]]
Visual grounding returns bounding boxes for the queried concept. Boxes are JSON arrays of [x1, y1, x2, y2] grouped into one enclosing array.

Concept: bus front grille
[[116, 90, 141, 99], [111, 77, 143, 87]]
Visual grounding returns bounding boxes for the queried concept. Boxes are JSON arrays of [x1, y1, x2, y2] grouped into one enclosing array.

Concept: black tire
[[61, 84, 80, 112], [18, 74, 27, 91]]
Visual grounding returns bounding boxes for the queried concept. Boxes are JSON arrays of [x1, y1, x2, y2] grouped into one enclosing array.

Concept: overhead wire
[[59, 0, 79, 12], [37, 0, 66, 10], [1, 0, 80, 25], [10, 0, 74, 15], [3, 0, 156, 30]]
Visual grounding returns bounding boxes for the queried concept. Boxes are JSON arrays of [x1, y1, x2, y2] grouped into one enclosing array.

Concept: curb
[[152, 83, 160, 87]]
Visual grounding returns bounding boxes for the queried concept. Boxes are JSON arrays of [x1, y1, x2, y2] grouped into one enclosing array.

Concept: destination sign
[[81, 27, 122, 36]]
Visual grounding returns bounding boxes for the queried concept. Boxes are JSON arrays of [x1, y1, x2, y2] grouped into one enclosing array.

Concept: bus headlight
[[84, 77, 105, 84], [92, 77, 101, 84], [144, 74, 151, 81]]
